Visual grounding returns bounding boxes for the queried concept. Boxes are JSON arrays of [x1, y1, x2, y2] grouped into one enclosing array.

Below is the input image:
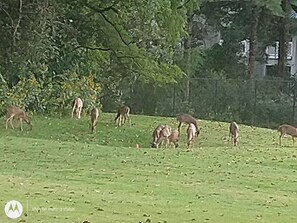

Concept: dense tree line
[[0, 0, 296, 115]]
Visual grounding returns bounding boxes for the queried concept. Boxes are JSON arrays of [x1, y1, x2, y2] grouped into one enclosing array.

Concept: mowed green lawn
[[0, 113, 297, 223]]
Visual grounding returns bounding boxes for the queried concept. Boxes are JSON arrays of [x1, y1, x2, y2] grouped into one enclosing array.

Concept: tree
[[277, 0, 292, 78]]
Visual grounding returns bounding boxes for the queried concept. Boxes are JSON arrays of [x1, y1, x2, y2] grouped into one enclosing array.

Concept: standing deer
[[278, 124, 297, 146], [177, 114, 199, 136], [229, 122, 239, 146], [187, 123, 197, 148], [115, 105, 131, 127], [5, 105, 33, 131], [72, 97, 83, 119], [151, 124, 166, 148], [154, 125, 172, 148], [90, 107, 99, 133]]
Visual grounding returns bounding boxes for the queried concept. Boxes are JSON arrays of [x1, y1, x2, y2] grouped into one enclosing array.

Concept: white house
[[241, 5, 297, 77], [241, 36, 297, 77]]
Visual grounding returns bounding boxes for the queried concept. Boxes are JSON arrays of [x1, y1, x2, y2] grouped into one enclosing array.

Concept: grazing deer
[[187, 123, 197, 148], [278, 124, 297, 146], [5, 105, 32, 131], [168, 129, 180, 148], [151, 124, 166, 148], [115, 105, 131, 127], [90, 107, 99, 133], [155, 125, 172, 148], [72, 97, 83, 119], [229, 122, 239, 146], [177, 114, 199, 136]]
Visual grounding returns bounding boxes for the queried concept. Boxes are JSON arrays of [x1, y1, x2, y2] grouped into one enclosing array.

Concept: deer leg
[[5, 116, 13, 129], [279, 133, 284, 146], [76, 109, 79, 119], [8, 116, 15, 129], [78, 107, 82, 119], [155, 135, 163, 148], [178, 122, 182, 132], [121, 115, 125, 125], [165, 137, 169, 148], [233, 137, 236, 146], [5, 118, 10, 129], [118, 115, 121, 126], [93, 121, 97, 133], [122, 115, 126, 125], [19, 118, 23, 131], [114, 115, 119, 124], [72, 106, 76, 118], [174, 142, 178, 148], [75, 108, 79, 119], [187, 140, 190, 149]]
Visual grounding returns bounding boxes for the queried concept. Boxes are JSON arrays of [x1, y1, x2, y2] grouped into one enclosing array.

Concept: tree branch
[[86, 3, 132, 46], [72, 45, 111, 52], [1, 6, 14, 31], [12, 0, 22, 46], [85, 2, 118, 14], [177, 0, 191, 9]]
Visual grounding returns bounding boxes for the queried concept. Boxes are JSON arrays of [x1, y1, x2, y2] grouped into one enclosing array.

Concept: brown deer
[[90, 107, 99, 133], [115, 105, 131, 127], [187, 123, 197, 148], [278, 124, 297, 146], [177, 114, 199, 136], [151, 124, 166, 148], [155, 125, 172, 148], [168, 129, 180, 148], [229, 122, 239, 146], [5, 105, 33, 131], [72, 97, 83, 119]]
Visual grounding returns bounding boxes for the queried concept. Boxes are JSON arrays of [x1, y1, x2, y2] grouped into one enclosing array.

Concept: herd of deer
[[4, 97, 297, 147]]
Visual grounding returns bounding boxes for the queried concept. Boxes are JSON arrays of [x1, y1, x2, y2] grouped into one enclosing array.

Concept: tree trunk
[[247, 4, 260, 79], [277, 0, 291, 78], [184, 13, 193, 102]]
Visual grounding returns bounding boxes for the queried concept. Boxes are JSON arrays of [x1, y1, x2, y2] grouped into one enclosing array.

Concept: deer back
[[279, 124, 297, 136]]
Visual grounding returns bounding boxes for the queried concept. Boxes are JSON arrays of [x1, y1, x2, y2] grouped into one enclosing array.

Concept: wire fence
[[116, 78, 297, 128]]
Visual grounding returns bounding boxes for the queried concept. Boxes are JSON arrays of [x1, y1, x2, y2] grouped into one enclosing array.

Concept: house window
[[237, 40, 249, 57], [266, 41, 293, 60]]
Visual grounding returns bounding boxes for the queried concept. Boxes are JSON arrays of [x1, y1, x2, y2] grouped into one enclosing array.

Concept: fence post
[[172, 85, 176, 116], [214, 80, 218, 118], [252, 80, 257, 125], [293, 78, 297, 125]]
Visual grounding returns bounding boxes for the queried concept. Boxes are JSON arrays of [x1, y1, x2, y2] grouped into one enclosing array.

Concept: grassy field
[[0, 112, 297, 223]]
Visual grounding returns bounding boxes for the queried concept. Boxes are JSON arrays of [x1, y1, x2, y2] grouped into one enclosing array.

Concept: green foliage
[[0, 72, 101, 115], [0, 0, 195, 113], [48, 72, 102, 114], [195, 45, 247, 78]]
